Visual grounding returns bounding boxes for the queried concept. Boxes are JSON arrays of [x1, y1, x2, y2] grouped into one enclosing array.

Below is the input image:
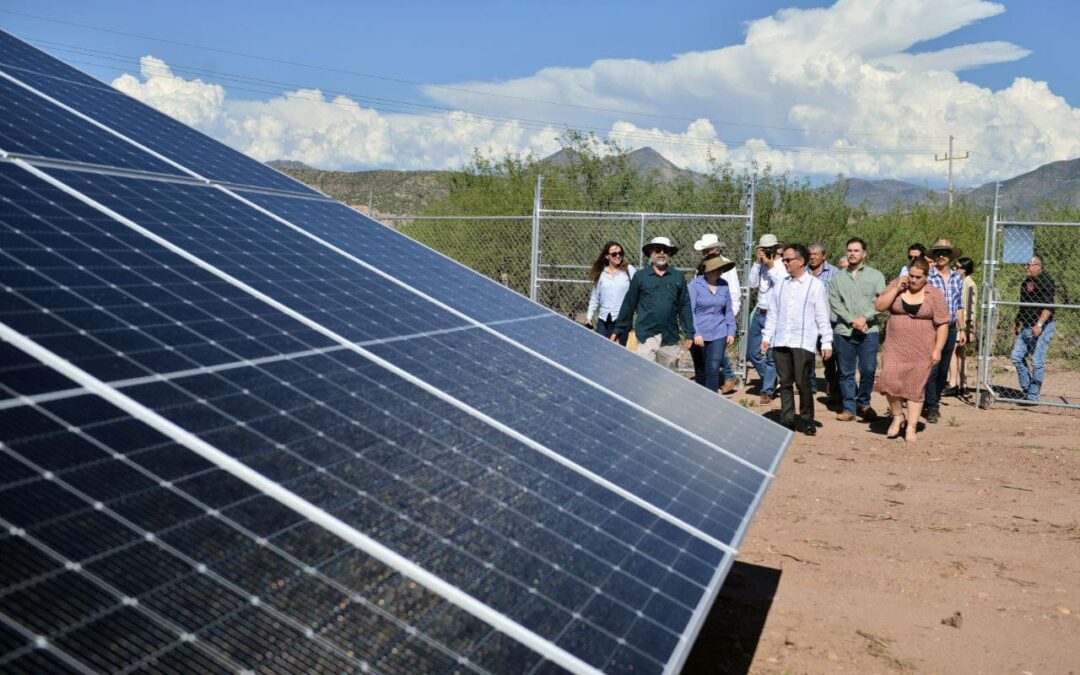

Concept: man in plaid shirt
[[923, 238, 967, 423]]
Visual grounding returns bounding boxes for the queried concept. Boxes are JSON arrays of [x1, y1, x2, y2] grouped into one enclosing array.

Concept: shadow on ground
[[682, 561, 782, 674]]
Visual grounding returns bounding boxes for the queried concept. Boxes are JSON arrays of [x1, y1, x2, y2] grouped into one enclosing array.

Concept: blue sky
[[2, 1, 1078, 184]]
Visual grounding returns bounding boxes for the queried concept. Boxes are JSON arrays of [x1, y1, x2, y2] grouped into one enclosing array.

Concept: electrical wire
[[2, 9, 952, 143], [23, 38, 948, 161]]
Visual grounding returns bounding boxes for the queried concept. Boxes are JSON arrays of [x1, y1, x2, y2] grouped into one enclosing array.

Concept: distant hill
[[269, 163, 454, 215], [267, 159, 315, 171], [965, 157, 1080, 214], [839, 178, 945, 213], [269, 151, 1080, 217], [541, 146, 706, 184]]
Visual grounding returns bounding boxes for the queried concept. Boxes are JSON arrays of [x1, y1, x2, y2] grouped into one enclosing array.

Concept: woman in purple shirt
[[690, 255, 737, 391]]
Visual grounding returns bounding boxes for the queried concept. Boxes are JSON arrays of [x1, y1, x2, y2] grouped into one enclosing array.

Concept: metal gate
[[976, 185, 1080, 409]]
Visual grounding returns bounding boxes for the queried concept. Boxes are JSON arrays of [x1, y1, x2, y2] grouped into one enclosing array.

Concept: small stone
[[941, 611, 963, 628]]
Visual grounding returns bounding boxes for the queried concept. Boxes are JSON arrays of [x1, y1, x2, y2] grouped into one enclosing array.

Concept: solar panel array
[[0, 30, 790, 674]]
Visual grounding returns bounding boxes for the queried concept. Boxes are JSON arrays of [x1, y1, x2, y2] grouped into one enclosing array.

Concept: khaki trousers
[[636, 334, 681, 371]]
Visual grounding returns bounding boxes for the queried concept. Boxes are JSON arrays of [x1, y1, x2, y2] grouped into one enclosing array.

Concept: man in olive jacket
[[613, 237, 695, 371]]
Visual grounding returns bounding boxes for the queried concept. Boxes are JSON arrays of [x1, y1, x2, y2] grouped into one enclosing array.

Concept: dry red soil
[[683, 373, 1080, 674]]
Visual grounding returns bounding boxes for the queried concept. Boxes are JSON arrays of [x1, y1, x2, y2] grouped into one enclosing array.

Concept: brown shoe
[[835, 411, 857, 421], [721, 380, 737, 394], [759, 394, 773, 405], [857, 406, 878, 420]]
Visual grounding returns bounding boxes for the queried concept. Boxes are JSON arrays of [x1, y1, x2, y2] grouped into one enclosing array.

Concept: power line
[[2, 9, 951, 143], [22, 39, 946, 161]]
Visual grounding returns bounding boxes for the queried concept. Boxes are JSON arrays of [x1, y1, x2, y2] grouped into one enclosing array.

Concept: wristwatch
[[1036, 322, 1044, 328]]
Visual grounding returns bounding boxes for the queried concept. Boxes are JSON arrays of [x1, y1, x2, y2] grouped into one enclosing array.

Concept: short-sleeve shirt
[[1017, 273, 1055, 327]]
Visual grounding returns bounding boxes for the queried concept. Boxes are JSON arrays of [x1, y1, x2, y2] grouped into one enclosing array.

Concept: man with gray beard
[[614, 236, 695, 371]]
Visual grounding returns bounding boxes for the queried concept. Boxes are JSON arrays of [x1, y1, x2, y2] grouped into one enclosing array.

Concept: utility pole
[[935, 135, 969, 207]]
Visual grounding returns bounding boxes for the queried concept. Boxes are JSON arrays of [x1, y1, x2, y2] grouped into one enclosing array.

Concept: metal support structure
[[740, 178, 756, 384], [974, 214, 993, 408], [529, 175, 543, 302]]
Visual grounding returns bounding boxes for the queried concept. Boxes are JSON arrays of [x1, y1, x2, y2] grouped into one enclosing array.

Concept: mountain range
[[268, 151, 1080, 216]]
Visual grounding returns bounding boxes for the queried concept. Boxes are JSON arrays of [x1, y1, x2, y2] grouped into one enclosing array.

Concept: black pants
[[774, 346, 816, 428]]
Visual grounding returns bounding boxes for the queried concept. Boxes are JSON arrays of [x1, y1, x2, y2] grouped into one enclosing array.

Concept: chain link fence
[[977, 188, 1080, 409], [380, 177, 756, 378], [381, 215, 534, 296]]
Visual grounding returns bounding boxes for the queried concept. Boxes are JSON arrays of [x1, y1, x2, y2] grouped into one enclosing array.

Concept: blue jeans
[[1011, 322, 1055, 401], [595, 317, 628, 346], [691, 339, 727, 391], [746, 308, 775, 396], [834, 331, 880, 413], [924, 324, 957, 412]]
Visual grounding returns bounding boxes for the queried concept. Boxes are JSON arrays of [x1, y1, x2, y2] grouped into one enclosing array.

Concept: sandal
[[886, 413, 906, 439]]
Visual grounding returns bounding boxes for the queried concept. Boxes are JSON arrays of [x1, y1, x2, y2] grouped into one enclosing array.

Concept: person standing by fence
[[694, 233, 740, 393], [829, 237, 886, 421], [585, 241, 636, 345], [613, 237, 694, 371], [1011, 255, 1056, 403], [689, 254, 737, 392], [873, 258, 950, 442]]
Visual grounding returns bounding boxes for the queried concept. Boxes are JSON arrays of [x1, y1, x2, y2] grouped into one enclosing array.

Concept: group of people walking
[[584, 232, 1057, 440]]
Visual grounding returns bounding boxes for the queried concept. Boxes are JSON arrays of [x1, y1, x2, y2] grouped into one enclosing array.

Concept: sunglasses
[[931, 250, 951, 258], [908, 254, 921, 261], [781, 257, 798, 263], [608, 251, 624, 257]]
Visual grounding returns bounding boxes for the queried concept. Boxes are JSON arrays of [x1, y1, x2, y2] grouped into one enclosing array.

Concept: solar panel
[[0, 30, 790, 674], [0, 31, 319, 196]]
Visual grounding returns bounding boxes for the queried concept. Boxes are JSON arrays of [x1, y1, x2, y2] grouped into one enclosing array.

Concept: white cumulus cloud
[[110, 0, 1080, 185]]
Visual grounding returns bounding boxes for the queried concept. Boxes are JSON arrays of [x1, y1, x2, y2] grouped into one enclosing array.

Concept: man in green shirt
[[828, 237, 887, 421], [613, 236, 694, 371]]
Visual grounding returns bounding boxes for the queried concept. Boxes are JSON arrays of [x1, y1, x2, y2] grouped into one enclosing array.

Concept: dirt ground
[[684, 366, 1080, 674]]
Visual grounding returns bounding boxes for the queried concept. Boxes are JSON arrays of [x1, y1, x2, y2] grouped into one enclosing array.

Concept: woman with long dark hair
[[585, 241, 636, 345]]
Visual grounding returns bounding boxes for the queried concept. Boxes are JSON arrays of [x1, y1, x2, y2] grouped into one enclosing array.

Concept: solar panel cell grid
[[32, 167, 765, 547], [0, 30, 790, 674], [237, 193, 789, 473], [0, 162, 738, 672], [0, 74, 185, 176], [0, 32, 319, 195], [0, 399, 525, 674]]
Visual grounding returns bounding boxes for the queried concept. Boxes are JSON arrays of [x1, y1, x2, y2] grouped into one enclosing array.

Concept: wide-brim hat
[[693, 233, 723, 251], [702, 254, 736, 275], [929, 239, 962, 260], [758, 233, 778, 248], [643, 236, 679, 256]]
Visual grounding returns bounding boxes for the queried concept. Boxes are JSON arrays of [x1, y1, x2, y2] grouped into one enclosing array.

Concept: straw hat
[[702, 254, 736, 275], [929, 239, 962, 260]]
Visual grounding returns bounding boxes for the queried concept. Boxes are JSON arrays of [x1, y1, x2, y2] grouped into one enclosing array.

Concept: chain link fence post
[[978, 183, 1080, 409]]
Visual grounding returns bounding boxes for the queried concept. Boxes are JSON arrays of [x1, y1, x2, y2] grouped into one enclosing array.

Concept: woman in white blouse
[[585, 241, 636, 345]]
